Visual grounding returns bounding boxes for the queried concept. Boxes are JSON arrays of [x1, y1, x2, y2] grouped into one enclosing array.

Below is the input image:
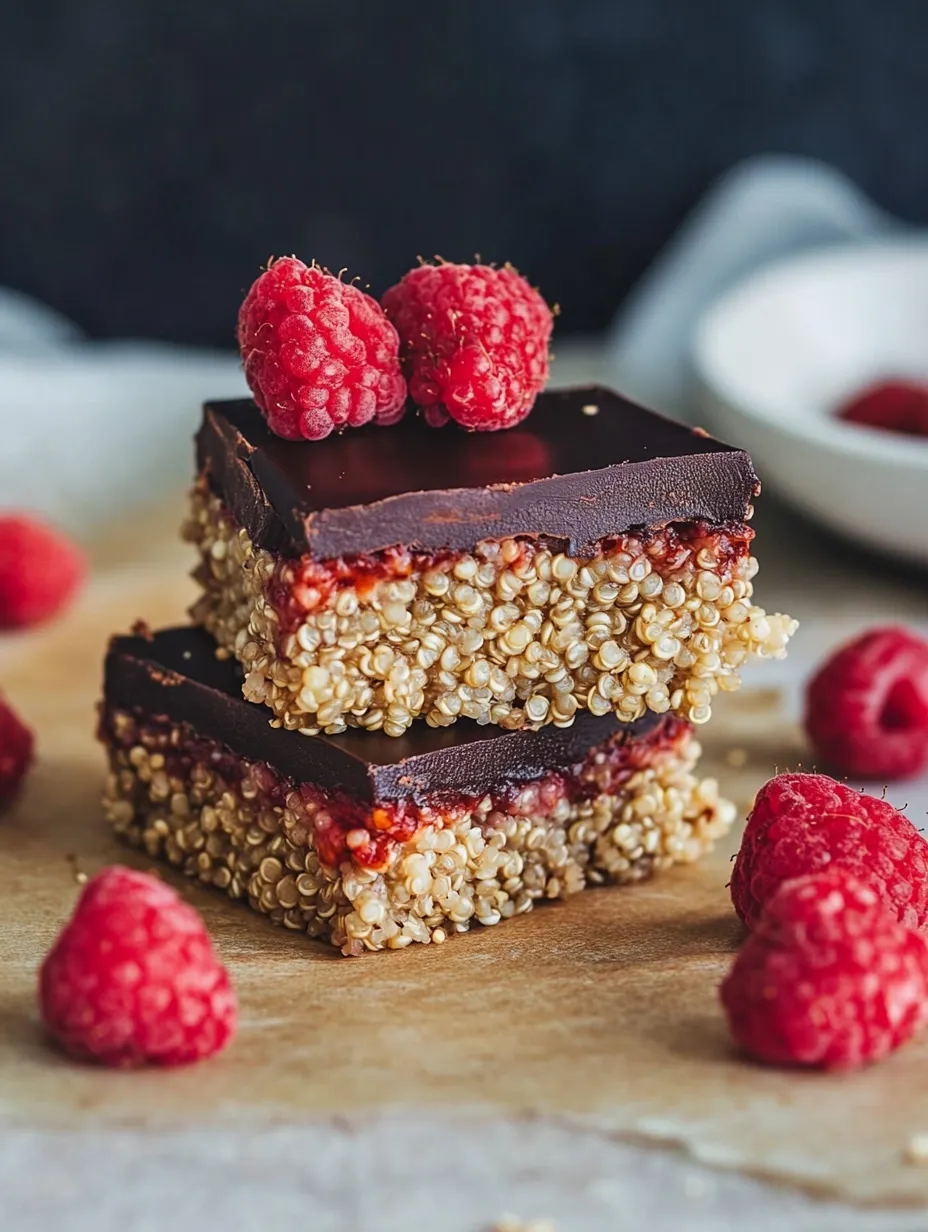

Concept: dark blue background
[[2, 0, 926, 344]]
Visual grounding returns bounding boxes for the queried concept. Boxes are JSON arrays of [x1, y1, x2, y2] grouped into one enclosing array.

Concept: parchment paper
[[2, 498, 928, 1208]]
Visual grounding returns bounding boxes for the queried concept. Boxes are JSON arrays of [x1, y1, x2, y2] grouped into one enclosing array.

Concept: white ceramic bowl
[[692, 238, 928, 566]]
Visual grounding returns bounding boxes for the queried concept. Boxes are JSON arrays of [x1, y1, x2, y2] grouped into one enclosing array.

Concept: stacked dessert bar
[[98, 260, 796, 955]]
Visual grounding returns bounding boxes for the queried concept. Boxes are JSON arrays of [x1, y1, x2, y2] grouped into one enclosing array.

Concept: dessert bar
[[186, 385, 796, 735], [100, 626, 735, 955]]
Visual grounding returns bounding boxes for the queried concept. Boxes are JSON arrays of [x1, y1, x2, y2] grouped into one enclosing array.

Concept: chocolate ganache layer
[[195, 385, 759, 559], [104, 627, 662, 803]]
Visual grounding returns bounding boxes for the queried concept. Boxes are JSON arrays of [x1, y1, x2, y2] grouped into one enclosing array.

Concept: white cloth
[[0, 297, 246, 528]]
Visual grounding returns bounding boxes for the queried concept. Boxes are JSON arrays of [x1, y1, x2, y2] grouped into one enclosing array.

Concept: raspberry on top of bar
[[101, 627, 735, 956], [185, 385, 796, 736]]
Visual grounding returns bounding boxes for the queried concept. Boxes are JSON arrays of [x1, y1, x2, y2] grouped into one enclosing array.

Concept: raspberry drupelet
[[382, 261, 553, 430], [237, 257, 407, 441]]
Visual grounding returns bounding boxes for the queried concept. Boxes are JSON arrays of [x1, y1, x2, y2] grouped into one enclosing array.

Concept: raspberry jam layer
[[267, 521, 755, 631], [101, 705, 689, 872]]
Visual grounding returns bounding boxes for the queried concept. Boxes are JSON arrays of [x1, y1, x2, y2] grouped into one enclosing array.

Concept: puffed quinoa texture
[[103, 711, 735, 957], [185, 485, 796, 736]]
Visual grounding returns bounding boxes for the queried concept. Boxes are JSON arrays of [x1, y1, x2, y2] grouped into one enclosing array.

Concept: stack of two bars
[[99, 386, 796, 955]]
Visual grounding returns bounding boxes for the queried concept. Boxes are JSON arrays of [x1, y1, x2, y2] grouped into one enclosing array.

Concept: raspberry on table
[[804, 626, 928, 780], [721, 870, 928, 1069], [730, 772, 928, 932], [381, 261, 553, 431], [0, 694, 34, 801], [237, 256, 407, 441], [39, 866, 237, 1068], [0, 514, 85, 630]]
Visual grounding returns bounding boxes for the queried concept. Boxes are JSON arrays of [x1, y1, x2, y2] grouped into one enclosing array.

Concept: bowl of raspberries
[[693, 237, 928, 567]]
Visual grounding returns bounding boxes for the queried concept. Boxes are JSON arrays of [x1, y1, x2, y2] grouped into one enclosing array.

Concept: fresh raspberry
[[39, 866, 236, 1068], [0, 694, 34, 801], [237, 257, 407, 441], [381, 261, 553, 431], [837, 379, 928, 439], [730, 772, 928, 931], [0, 514, 85, 630], [721, 871, 928, 1069], [804, 626, 928, 780]]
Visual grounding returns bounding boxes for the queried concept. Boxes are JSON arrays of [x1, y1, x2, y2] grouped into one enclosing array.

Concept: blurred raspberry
[[39, 866, 236, 1067], [237, 257, 407, 440], [721, 870, 928, 1069], [837, 380, 928, 438], [0, 514, 85, 630], [730, 772, 928, 931], [0, 694, 33, 801], [804, 626, 928, 780], [382, 261, 553, 430]]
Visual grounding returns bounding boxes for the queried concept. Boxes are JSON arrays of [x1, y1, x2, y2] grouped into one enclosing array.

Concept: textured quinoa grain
[[184, 485, 796, 737], [102, 709, 735, 956]]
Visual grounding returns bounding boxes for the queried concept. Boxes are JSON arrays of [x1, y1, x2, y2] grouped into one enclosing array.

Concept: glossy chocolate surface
[[196, 386, 758, 558], [103, 627, 662, 803]]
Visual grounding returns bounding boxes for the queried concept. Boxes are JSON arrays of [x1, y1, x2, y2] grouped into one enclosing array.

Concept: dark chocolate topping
[[104, 626, 662, 803], [196, 386, 758, 559]]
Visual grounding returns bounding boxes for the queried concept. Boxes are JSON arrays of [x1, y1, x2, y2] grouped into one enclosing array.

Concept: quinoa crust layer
[[185, 485, 796, 737], [102, 710, 735, 956]]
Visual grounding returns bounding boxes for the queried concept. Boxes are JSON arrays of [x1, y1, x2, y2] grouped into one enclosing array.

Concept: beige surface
[[2, 496, 928, 1208]]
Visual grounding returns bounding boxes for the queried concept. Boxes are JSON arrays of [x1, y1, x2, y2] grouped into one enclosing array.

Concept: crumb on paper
[[65, 853, 88, 885], [905, 1134, 928, 1163], [581, 403, 599, 416], [725, 747, 748, 769]]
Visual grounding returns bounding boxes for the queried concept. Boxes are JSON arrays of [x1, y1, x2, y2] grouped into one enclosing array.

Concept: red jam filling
[[102, 709, 688, 873], [267, 520, 755, 636]]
